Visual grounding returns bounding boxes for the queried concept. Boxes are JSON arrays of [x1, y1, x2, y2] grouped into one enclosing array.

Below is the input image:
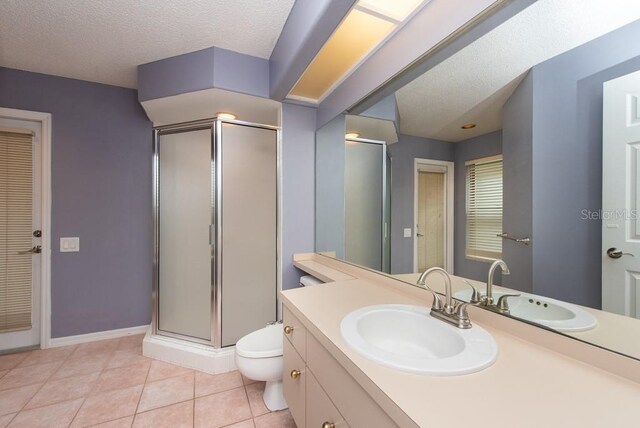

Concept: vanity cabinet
[[283, 307, 399, 428]]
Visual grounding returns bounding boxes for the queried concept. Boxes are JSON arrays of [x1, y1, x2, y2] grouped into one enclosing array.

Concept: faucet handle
[[417, 281, 444, 311], [454, 302, 473, 329], [463, 280, 483, 304], [496, 294, 520, 314]]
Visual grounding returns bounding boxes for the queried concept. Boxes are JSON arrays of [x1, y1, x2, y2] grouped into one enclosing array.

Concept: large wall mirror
[[315, 0, 640, 361]]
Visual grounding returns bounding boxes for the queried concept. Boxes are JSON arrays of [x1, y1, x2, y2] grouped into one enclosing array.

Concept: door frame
[[413, 158, 454, 273], [0, 107, 52, 349]]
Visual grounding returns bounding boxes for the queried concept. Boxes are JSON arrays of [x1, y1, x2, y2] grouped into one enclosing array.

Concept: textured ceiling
[[396, 0, 640, 142], [0, 0, 294, 88]]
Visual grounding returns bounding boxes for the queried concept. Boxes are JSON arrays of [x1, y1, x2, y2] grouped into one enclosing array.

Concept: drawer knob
[[322, 422, 335, 428], [290, 369, 301, 379], [284, 325, 294, 334]]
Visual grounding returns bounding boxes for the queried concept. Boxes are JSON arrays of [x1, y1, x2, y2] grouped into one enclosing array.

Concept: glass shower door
[[156, 128, 213, 342]]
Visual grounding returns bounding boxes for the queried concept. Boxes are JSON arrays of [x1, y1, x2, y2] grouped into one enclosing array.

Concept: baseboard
[[48, 324, 150, 348], [143, 332, 236, 374]]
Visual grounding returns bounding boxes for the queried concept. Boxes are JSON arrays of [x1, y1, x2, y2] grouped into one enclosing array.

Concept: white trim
[[49, 324, 150, 348], [143, 328, 236, 374], [0, 107, 52, 349], [464, 154, 502, 166], [413, 158, 455, 273]]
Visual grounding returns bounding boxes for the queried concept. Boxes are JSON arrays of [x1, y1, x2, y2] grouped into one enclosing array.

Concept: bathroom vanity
[[282, 254, 640, 428]]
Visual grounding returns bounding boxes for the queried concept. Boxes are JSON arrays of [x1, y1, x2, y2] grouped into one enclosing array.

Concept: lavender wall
[[388, 134, 454, 274], [281, 103, 317, 290], [0, 67, 153, 337], [453, 131, 503, 283], [138, 47, 269, 102], [502, 72, 533, 293], [529, 20, 640, 307]]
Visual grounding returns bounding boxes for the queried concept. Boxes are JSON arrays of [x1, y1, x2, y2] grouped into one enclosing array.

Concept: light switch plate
[[403, 228, 412, 238], [60, 237, 80, 252]]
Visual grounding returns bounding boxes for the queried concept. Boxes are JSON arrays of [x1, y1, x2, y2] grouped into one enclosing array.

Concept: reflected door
[[157, 128, 212, 341], [603, 70, 640, 318], [417, 171, 445, 271], [344, 140, 384, 271]]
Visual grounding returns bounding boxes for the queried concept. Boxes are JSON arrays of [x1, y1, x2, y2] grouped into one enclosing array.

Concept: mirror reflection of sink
[[453, 289, 597, 332], [340, 304, 498, 376]]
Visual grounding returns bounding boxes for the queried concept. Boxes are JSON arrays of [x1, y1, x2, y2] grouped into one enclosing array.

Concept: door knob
[[290, 369, 301, 379], [322, 423, 335, 428], [18, 245, 41, 255], [607, 247, 634, 259], [284, 325, 294, 334]]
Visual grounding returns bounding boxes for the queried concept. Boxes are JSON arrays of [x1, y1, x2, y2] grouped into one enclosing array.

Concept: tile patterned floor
[[0, 335, 296, 428]]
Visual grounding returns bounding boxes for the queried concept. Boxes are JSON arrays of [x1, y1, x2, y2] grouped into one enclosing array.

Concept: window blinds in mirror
[[0, 131, 33, 333], [466, 155, 503, 261]]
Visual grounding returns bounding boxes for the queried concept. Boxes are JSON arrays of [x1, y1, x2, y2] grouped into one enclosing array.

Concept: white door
[[602, 70, 640, 318], [0, 117, 42, 350]]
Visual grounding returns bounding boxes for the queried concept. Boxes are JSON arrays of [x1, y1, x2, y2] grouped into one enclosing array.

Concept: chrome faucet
[[417, 267, 472, 329]]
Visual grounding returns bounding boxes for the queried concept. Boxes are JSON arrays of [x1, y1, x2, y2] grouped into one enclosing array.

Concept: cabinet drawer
[[283, 338, 306, 428], [283, 306, 307, 360], [307, 334, 399, 428], [306, 371, 349, 428]]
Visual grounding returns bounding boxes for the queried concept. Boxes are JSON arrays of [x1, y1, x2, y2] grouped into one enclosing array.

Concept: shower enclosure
[[152, 118, 278, 349]]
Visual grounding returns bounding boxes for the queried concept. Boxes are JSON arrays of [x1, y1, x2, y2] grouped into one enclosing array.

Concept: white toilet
[[235, 275, 323, 411]]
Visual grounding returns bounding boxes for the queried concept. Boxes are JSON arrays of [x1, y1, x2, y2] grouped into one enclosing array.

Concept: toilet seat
[[235, 324, 283, 359]]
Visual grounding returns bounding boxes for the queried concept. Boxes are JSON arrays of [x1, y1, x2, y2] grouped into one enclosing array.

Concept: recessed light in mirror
[[346, 132, 360, 139], [216, 112, 237, 120], [461, 123, 477, 129]]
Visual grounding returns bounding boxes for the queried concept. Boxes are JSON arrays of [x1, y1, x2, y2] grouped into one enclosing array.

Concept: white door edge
[[0, 107, 52, 349], [413, 158, 455, 273]]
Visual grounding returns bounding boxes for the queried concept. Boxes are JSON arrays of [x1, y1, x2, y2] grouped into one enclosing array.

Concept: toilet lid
[[236, 324, 283, 358]]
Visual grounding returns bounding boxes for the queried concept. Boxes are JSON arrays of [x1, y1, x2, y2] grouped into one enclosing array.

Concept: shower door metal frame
[[152, 117, 281, 349]]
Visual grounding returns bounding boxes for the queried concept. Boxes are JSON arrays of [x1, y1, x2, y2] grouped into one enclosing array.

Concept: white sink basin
[[340, 304, 498, 376], [453, 289, 597, 332]]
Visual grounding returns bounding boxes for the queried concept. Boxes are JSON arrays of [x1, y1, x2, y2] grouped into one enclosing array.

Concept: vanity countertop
[[284, 260, 640, 427]]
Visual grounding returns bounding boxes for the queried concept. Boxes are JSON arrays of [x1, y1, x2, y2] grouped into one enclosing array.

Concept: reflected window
[[465, 155, 503, 261]]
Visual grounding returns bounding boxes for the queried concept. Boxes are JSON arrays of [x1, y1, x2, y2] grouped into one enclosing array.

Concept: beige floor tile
[[146, 360, 193, 383], [225, 420, 255, 428], [195, 370, 243, 398], [194, 387, 252, 428], [25, 372, 99, 410], [253, 409, 296, 428], [0, 353, 30, 371], [51, 354, 109, 380], [90, 416, 134, 427], [117, 335, 145, 351], [132, 401, 193, 428], [0, 362, 60, 391], [8, 398, 83, 428], [71, 384, 143, 427], [92, 361, 150, 394], [241, 375, 258, 386], [18, 346, 76, 368], [105, 350, 149, 370], [70, 339, 121, 360], [0, 413, 16, 428], [89, 416, 134, 427], [244, 382, 269, 417], [0, 384, 42, 416], [137, 373, 194, 413]]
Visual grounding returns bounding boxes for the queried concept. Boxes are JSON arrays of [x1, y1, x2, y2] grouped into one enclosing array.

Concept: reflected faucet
[[486, 259, 510, 304], [417, 267, 472, 329]]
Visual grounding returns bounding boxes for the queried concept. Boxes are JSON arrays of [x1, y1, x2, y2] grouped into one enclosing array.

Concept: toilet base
[[263, 380, 288, 411]]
